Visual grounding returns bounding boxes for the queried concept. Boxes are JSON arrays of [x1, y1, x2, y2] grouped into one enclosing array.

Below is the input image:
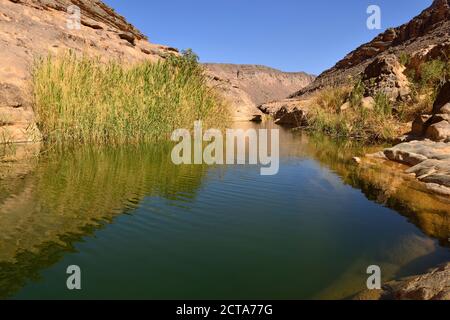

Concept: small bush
[[349, 80, 365, 108], [399, 52, 411, 66], [373, 92, 392, 116]]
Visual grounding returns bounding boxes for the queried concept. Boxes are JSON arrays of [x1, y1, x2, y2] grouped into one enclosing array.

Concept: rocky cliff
[[257, 0, 450, 196], [258, 1, 450, 128], [0, 0, 178, 143], [291, 0, 450, 98], [0, 0, 315, 143], [354, 263, 450, 300], [204, 64, 314, 121]]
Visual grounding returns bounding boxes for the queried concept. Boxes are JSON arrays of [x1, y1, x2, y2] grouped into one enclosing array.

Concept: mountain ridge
[[290, 0, 450, 98]]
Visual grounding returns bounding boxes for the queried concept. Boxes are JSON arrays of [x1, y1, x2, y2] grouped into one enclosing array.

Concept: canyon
[[0, 0, 448, 300]]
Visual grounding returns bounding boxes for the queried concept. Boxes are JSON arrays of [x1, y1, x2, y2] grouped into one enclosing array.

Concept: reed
[[32, 51, 230, 144]]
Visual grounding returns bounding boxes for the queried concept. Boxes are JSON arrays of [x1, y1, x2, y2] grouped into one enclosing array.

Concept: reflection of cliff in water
[[296, 131, 450, 247], [0, 123, 449, 299], [223, 121, 449, 247], [0, 143, 208, 298]]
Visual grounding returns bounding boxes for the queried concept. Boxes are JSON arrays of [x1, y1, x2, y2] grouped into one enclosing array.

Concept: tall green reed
[[33, 51, 230, 144]]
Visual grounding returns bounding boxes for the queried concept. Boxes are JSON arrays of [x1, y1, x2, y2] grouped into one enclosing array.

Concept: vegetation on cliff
[[307, 84, 399, 142], [33, 51, 230, 144], [304, 56, 450, 142]]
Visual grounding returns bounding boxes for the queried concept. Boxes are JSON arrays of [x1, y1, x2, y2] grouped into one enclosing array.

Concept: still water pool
[[1, 122, 449, 299]]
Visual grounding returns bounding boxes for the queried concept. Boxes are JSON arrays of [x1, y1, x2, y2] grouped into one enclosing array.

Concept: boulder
[[362, 54, 411, 101], [339, 101, 351, 112], [432, 81, 450, 114], [425, 120, 450, 141], [204, 65, 314, 122], [354, 263, 450, 300], [412, 114, 432, 136], [0, 0, 179, 144], [379, 140, 450, 195], [258, 98, 312, 127]]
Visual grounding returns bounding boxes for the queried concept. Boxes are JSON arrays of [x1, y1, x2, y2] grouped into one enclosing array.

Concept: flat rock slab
[[382, 140, 450, 194]]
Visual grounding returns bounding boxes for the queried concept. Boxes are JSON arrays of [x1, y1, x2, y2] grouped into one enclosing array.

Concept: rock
[[339, 101, 351, 111], [204, 64, 314, 122], [258, 98, 313, 127], [362, 55, 411, 101], [384, 147, 428, 166], [432, 81, 450, 114], [412, 114, 432, 136], [421, 174, 450, 188], [367, 151, 388, 160], [118, 32, 135, 45], [425, 120, 450, 141], [440, 103, 450, 114], [408, 82, 450, 141], [0, 0, 178, 144], [352, 156, 361, 164], [379, 140, 450, 194], [354, 263, 450, 300], [250, 114, 263, 122], [289, 0, 450, 99], [0, 84, 26, 108], [361, 97, 375, 110]]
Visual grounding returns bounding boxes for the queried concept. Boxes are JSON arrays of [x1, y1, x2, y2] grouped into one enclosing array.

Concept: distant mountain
[[204, 64, 315, 121]]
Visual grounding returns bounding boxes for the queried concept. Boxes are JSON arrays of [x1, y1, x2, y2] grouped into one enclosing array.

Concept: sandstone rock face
[[355, 263, 450, 300], [0, 0, 178, 143], [362, 55, 411, 101], [361, 96, 375, 110], [291, 0, 450, 98], [204, 64, 314, 121]]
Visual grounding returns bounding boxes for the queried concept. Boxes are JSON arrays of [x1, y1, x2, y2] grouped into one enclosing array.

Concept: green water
[[0, 122, 449, 299]]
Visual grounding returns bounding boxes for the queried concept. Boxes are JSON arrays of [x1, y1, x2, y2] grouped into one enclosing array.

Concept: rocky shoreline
[[0, 0, 448, 300], [367, 81, 450, 196], [354, 263, 450, 300]]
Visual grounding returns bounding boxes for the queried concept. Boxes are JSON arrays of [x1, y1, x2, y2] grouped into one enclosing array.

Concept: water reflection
[[0, 122, 448, 299], [0, 143, 207, 298]]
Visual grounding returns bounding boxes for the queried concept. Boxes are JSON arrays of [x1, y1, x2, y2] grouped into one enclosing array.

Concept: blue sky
[[103, 0, 432, 75]]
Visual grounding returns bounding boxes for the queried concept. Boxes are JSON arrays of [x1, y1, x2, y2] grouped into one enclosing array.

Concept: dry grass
[[307, 86, 401, 142]]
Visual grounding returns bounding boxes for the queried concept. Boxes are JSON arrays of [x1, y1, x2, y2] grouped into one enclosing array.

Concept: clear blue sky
[[103, 0, 432, 75]]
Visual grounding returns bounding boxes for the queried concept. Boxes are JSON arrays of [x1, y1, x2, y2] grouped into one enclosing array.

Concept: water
[[0, 122, 449, 299]]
